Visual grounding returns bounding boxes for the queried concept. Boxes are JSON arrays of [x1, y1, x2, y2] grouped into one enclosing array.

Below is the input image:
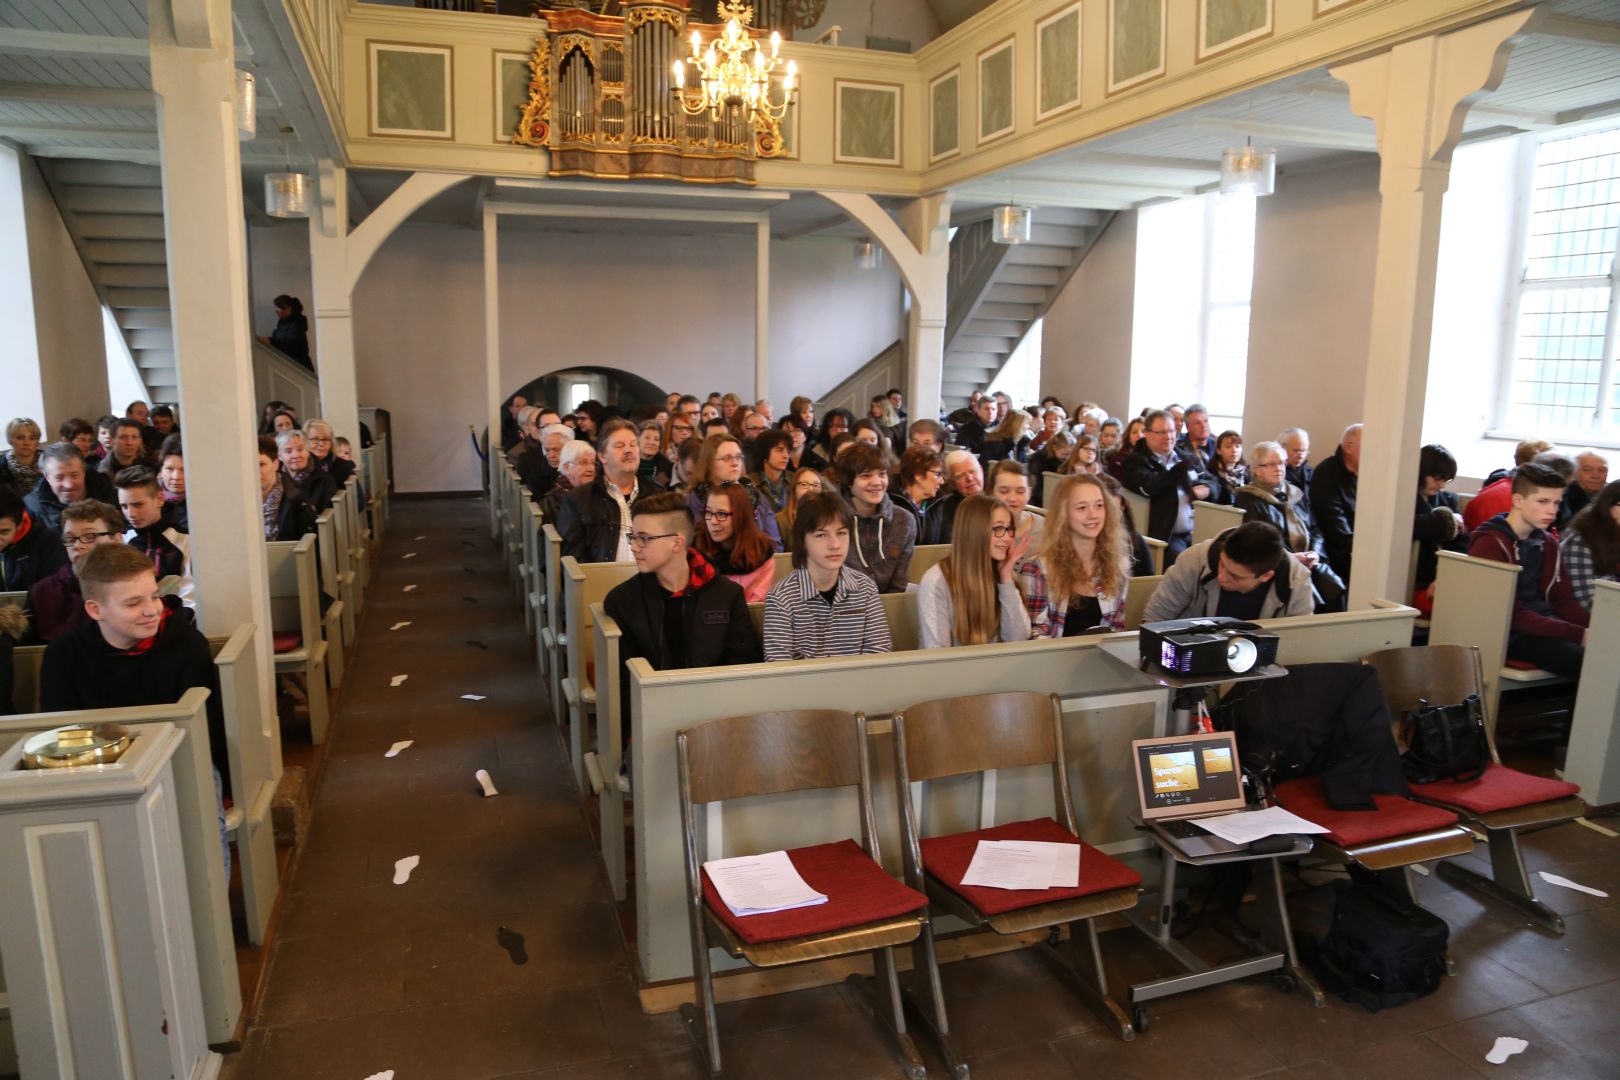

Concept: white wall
[[1422, 136, 1526, 481], [1243, 158, 1381, 453], [249, 217, 903, 493], [0, 146, 109, 429], [1040, 209, 1136, 416]]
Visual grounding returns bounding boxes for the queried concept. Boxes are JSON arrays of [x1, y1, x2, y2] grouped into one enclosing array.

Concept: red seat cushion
[[1503, 658, 1543, 671], [700, 839, 927, 946], [272, 631, 303, 654], [1275, 778, 1459, 847], [1409, 763, 1580, 815], [920, 817, 1142, 917]]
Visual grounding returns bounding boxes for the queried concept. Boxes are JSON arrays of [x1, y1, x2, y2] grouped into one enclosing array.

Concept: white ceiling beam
[[1557, 96, 1620, 126], [0, 29, 149, 60], [1290, 78, 1557, 131], [774, 212, 860, 241], [1176, 116, 1377, 152], [1536, 14, 1620, 50], [485, 202, 768, 225], [0, 83, 154, 109], [492, 176, 792, 203], [0, 122, 159, 139], [1052, 152, 1223, 175]]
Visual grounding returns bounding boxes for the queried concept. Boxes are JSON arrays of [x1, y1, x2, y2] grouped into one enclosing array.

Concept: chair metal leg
[[902, 922, 969, 1079], [843, 950, 926, 1080], [1436, 831, 1566, 934], [1051, 920, 1134, 1042], [679, 922, 723, 1077]]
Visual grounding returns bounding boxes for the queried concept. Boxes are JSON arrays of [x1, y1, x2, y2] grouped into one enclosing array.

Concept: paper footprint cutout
[[1485, 1036, 1528, 1065], [475, 768, 499, 797], [390, 621, 412, 631], [497, 926, 528, 965], [393, 855, 420, 885], [402, 585, 418, 592], [384, 740, 413, 758], [402, 552, 417, 560], [390, 674, 409, 687], [363, 1072, 395, 1080]]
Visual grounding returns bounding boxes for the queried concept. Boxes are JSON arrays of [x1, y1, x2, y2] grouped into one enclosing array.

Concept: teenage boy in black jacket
[[39, 543, 230, 870], [0, 487, 68, 592], [603, 492, 760, 745], [116, 466, 195, 606]]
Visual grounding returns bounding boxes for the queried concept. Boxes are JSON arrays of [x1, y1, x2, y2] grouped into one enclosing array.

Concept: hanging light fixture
[[991, 203, 1032, 245], [235, 69, 256, 141], [854, 238, 883, 270], [672, 0, 798, 134], [264, 134, 309, 219], [1220, 137, 1276, 197]]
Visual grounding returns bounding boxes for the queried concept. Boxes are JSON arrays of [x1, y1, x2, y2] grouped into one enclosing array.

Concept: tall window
[[1132, 192, 1257, 426], [1502, 124, 1620, 436]]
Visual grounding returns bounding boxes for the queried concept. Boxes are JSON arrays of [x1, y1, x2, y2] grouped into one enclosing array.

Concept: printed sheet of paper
[[704, 849, 828, 917], [1193, 805, 1330, 846], [961, 840, 1064, 891]]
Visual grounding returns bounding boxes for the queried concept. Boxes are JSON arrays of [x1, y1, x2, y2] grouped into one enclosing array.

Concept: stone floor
[[221, 495, 1620, 1080]]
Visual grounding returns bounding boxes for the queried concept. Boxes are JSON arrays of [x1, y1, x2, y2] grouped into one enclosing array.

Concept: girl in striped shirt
[[762, 493, 891, 660]]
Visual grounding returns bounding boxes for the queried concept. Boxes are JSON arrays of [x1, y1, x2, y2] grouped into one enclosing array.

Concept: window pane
[[1204, 303, 1250, 418], [1508, 286, 1610, 431], [1525, 128, 1620, 281]]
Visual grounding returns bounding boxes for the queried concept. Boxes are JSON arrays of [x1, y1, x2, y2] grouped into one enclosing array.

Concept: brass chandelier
[[672, 1, 798, 127]]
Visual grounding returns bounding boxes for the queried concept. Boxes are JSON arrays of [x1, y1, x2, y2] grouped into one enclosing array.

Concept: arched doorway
[[509, 366, 666, 418]]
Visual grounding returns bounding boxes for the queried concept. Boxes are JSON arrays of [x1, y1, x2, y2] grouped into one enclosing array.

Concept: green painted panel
[[1039, 9, 1080, 116], [498, 56, 529, 139], [839, 84, 898, 162], [1204, 0, 1268, 51], [375, 48, 449, 133], [931, 73, 959, 158], [1112, 0, 1163, 86], [979, 44, 1013, 138]]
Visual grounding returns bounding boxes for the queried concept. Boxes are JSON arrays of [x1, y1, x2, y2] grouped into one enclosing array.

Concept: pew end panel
[[266, 537, 331, 744], [561, 558, 638, 793], [212, 624, 280, 945], [543, 524, 566, 723], [1190, 501, 1246, 548], [1142, 536, 1167, 575], [590, 603, 628, 901], [1569, 579, 1620, 809]]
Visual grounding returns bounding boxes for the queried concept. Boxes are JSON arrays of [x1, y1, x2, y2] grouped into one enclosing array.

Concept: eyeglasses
[[702, 509, 733, 522], [716, 454, 744, 465], [64, 532, 117, 549], [988, 524, 1014, 538], [627, 532, 677, 548]]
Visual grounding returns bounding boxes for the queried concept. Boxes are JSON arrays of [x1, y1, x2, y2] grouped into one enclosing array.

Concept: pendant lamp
[[1219, 138, 1276, 197], [236, 70, 256, 141], [991, 203, 1032, 245]]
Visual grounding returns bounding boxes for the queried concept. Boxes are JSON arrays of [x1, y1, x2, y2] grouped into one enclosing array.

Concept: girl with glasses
[[687, 434, 784, 552], [916, 494, 1032, 648], [776, 467, 832, 552], [694, 482, 776, 602]]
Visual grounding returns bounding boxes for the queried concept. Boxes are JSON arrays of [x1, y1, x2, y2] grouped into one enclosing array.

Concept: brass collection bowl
[[20, 725, 133, 770]]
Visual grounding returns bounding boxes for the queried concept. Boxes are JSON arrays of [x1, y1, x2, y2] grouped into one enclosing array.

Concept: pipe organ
[[514, 0, 790, 184]]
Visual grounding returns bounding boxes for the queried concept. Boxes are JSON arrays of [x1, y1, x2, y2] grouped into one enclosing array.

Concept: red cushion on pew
[[920, 817, 1142, 917], [1409, 763, 1579, 815], [701, 839, 928, 946], [1503, 658, 1543, 671], [272, 631, 303, 654], [1275, 778, 1459, 847]]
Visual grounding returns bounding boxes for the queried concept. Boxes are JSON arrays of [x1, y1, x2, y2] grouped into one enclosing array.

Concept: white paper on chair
[[703, 850, 828, 917], [1193, 806, 1330, 846], [961, 840, 1075, 891]]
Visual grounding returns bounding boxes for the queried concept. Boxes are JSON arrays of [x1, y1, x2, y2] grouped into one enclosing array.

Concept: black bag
[[1401, 695, 1489, 784], [1311, 881, 1449, 1013]]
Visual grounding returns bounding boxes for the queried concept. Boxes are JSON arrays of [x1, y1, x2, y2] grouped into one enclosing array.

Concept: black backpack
[[1309, 880, 1449, 1012]]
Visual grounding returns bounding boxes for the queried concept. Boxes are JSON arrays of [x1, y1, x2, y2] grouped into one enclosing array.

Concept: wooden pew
[[1143, 535, 1167, 575], [267, 536, 331, 743], [542, 524, 566, 722], [343, 475, 371, 602], [314, 508, 346, 690], [1567, 578, 1620, 808], [1120, 487, 1152, 541], [1124, 575, 1163, 630], [561, 556, 638, 791], [1043, 470, 1062, 508], [1191, 500, 1246, 547], [213, 624, 280, 945], [524, 502, 544, 640], [1429, 550, 1573, 729], [0, 689, 242, 1042], [328, 491, 358, 647], [768, 544, 950, 591], [627, 600, 1420, 984]]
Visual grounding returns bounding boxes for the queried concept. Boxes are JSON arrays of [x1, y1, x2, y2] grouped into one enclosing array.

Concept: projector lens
[[1226, 637, 1258, 673]]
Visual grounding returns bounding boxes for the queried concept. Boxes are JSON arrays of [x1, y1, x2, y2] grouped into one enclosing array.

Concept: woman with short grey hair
[[303, 418, 356, 488]]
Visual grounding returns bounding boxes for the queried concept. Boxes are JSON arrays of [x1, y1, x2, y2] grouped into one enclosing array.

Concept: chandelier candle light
[[672, 1, 798, 128]]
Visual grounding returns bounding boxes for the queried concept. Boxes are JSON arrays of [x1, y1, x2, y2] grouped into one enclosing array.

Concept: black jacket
[[270, 313, 311, 367], [980, 436, 1030, 466], [891, 490, 952, 548], [40, 597, 229, 794], [557, 474, 666, 563], [1286, 462, 1313, 495], [266, 476, 318, 540], [1120, 440, 1215, 541], [0, 604, 24, 714], [954, 418, 989, 455], [1216, 662, 1408, 811], [1413, 490, 1466, 591], [0, 513, 69, 593], [602, 551, 761, 717], [1308, 448, 1358, 584], [315, 452, 356, 490], [515, 445, 558, 501], [1235, 482, 1326, 558], [290, 467, 338, 513], [25, 471, 118, 533]]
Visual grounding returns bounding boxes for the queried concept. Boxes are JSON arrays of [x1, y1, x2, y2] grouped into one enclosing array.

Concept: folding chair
[[889, 691, 1142, 1070], [1365, 645, 1585, 934], [678, 709, 934, 1079]]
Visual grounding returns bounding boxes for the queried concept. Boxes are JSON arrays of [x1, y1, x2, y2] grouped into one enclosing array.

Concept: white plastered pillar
[[819, 190, 952, 423], [483, 203, 502, 521], [308, 166, 472, 448], [147, 0, 259, 1042], [1332, 10, 1535, 609], [755, 217, 770, 402]]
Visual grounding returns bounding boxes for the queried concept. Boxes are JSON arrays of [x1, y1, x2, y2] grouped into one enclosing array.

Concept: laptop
[[1129, 731, 1250, 858]]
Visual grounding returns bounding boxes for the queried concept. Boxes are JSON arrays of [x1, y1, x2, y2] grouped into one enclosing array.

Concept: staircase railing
[[252, 340, 321, 423], [943, 219, 1013, 356]]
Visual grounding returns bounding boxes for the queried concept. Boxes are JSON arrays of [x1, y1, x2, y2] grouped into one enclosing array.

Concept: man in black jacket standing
[[1122, 409, 1214, 562], [603, 492, 760, 739], [557, 419, 664, 562], [1309, 423, 1361, 587]]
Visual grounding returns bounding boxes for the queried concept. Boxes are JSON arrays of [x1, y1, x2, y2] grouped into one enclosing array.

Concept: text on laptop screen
[[1136, 738, 1242, 811]]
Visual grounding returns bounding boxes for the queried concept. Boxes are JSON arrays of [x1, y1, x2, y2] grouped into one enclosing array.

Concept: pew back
[[743, 591, 920, 652], [1191, 500, 1246, 548], [1569, 579, 1620, 806], [265, 536, 322, 653], [1124, 575, 1163, 630]]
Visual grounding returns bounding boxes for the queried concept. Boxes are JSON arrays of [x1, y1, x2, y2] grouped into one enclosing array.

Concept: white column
[[147, 0, 260, 1042], [1332, 10, 1534, 608], [755, 216, 769, 402], [484, 203, 502, 518], [899, 193, 953, 425], [309, 159, 363, 446]]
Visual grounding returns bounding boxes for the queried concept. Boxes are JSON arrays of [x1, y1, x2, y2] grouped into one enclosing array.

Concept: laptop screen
[[1130, 731, 1247, 820]]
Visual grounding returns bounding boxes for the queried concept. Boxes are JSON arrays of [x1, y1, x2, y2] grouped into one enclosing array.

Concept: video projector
[[1138, 617, 1279, 677]]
